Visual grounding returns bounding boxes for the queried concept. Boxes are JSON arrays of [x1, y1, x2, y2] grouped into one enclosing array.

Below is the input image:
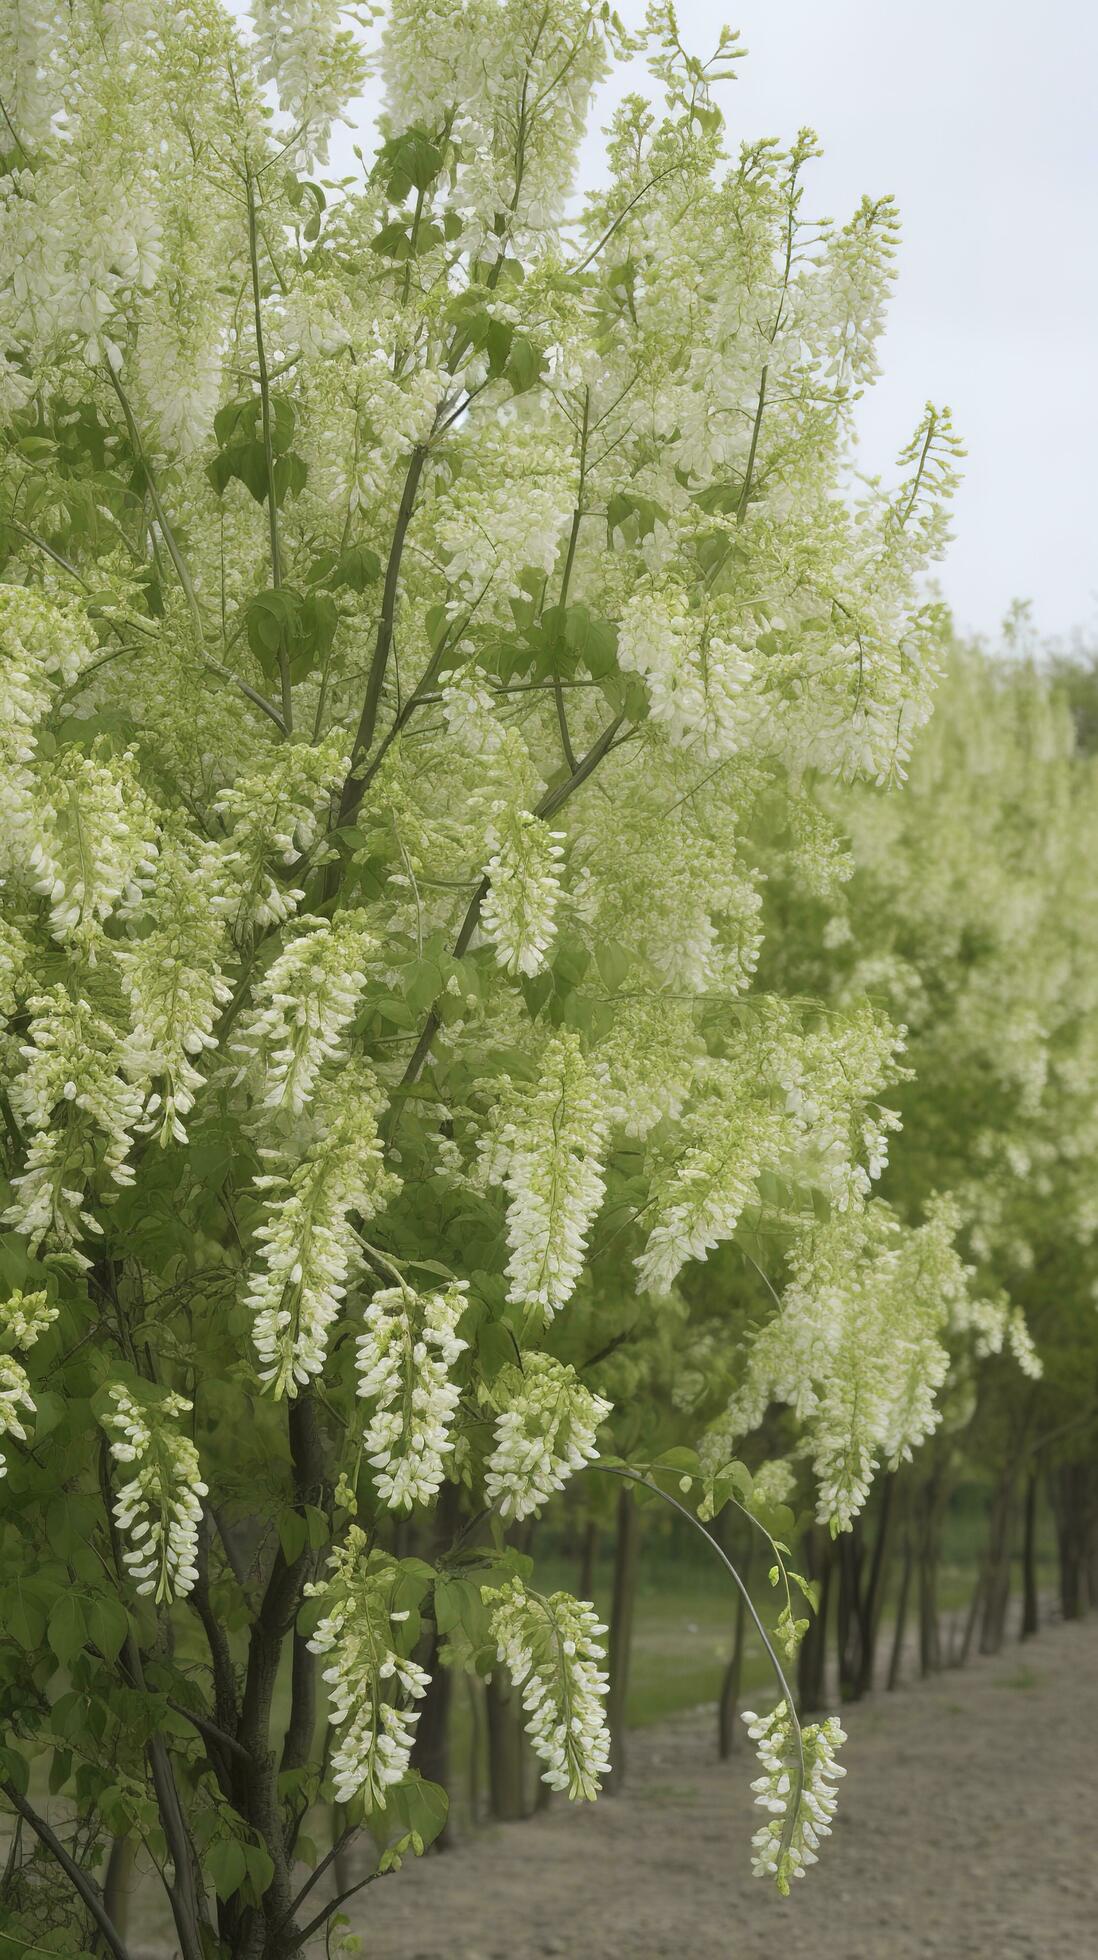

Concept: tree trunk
[[410, 1484, 461, 1847], [887, 1531, 913, 1691], [578, 1517, 599, 1601], [605, 1486, 639, 1793], [1021, 1469, 1039, 1639], [797, 1526, 834, 1715], [857, 1471, 895, 1696], [101, 1835, 135, 1945], [978, 1477, 1015, 1656], [485, 1672, 525, 1821], [717, 1538, 752, 1760]]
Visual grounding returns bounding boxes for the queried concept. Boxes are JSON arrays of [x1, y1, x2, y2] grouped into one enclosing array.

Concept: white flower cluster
[[742, 1700, 846, 1893], [481, 808, 565, 978], [436, 477, 567, 602], [637, 1074, 779, 1297], [28, 747, 158, 958], [480, 1033, 608, 1318], [5, 989, 143, 1261], [356, 1281, 468, 1511], [117, 832, 233, 1145], [103, 1384, 208, 1603], [214, 738, 349, 936], [245, 1065, 397, 1397], [230, 911, 375, 1121], [618, 591, 754, 759], [703, 1199, 1034, 1531], [0, 588, 93, 880], [0, 1290, 54, 1478], [483, 1579, 611, 1801], [484, 1354, 611, 1520], [306, 1530, 430, 1808], [251, 0, 367, 166]]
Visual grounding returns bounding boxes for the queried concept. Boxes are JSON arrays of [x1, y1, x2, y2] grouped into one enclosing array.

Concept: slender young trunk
[[101, 1835, 135, 1946], [887, 1530, 913, 1691], [1021, 1469, 1040, 1639], [485, 1672, 525, 1821], [605, 1486, 639, 1793], [797, 1526, 834, 1715], [718, 1538, 752, 1760], [578, 1517, 599, 1601], [857, 1472, 895, 1696], [410, 1484, 461, 1847], [836, 1519, 862, 1702], [917, 1478, 942, 1678], [978, 1476, 1015, 1656]]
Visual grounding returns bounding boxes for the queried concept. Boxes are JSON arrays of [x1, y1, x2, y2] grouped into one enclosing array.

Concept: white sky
[[240, 0, 1098, 642]]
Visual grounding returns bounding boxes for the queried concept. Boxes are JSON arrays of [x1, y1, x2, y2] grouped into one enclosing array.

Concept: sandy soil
[[328, 1617, 1098, 1960]]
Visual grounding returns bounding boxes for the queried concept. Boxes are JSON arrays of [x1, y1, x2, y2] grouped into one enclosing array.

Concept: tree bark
[[605, 1486, 639, 1793], [887, 1530, 913, 1691], [718, 1538, 752, 1760], [1021, 1469, 1040, 1639]]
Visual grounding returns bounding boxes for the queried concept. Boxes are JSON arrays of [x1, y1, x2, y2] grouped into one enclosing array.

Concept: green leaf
[[3, 1575, 49, 1654], [47, 1593, 87, 1667], [477, 1321, 514, 1381], [277, 1509, 308, 1565], [401, 1775, 448, 1849], [88, 1594, 129, 1664], [244, 1841, 275, 1897], [208, 1836, 247, 1901]]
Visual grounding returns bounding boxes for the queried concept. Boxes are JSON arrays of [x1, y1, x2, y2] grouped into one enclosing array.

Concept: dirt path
[[332, 1618, 1098, 1960]]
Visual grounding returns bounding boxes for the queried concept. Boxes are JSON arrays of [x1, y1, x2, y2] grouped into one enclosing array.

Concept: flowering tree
[[0, 1, 973, 1951], [792, 641, 1098, 1654]]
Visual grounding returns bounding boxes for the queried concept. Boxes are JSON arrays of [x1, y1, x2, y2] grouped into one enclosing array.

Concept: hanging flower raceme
[[5, 989, 144, 1260], [480, 1033, 609, 1319], [356, 1280, 468, 1512], [484, 1354, 611, 1520], [306, 1530, 430, 1807], [214, 737, 350, 936], [0, 1359, 36, 1478], [245, 1064, 397, 1397], [230, 911, 376, 1121], [102, 1384, 208, 1604], [483, 1578, 611, 1801], [481, 806, 565, 978], [617, 589, 754, 759], [117, 832, 233, 1145], [0, 1287, 57, 1477], [636, 1071, 782, 1297], [28, 746, 159, 958], [741, 1700, 847, 1893]]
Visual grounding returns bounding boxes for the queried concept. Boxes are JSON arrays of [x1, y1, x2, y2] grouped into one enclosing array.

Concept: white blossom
[[484, 1354, 611, 1520], [481, 1033, 608, 1319], [481, 808, 565, 978], [103, 1384, 207, 1603], [356, 1281, 468, 1511], [230, 911, 376, 1120], [244, 1065, 397, 1397], [484, 1579, 611, 1800], [742, 1700, 846, 1892], [306, 1530, 430, 1808]]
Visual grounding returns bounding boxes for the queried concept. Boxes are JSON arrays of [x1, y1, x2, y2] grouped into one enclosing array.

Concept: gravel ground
[[325, 1616, 1098, 1960]]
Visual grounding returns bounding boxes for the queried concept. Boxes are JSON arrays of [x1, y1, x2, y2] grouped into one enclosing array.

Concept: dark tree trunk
[[578, 1517, 599, 1601], [857, 1472, 895, 1696], [1021, 1469, 1040, 1639], [797, 1526, 834, 1715], [485, 1673, 525, 1821], [605, 1486, 639, 1793], [978, 1476, 1015, 1656], [887, 1529, 913, 1691], [410, 1484, 461, 1846], [102, 1835, 135, 1944], [717, 1538, 752, 1760]]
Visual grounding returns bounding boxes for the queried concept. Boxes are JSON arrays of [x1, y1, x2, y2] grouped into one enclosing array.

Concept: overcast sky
[[248, 0, 1098, 643]]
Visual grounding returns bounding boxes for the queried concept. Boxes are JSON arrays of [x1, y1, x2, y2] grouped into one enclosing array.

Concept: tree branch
[[0, 1781, 134, 1960]]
